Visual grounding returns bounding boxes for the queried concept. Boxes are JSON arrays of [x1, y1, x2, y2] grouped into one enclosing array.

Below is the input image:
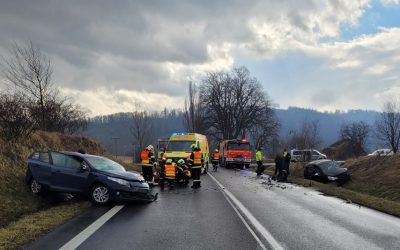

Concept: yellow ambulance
[[165, 133, 209, 168]]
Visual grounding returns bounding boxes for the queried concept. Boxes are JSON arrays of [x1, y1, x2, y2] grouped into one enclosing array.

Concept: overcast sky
[[0, 0, 399, 115]]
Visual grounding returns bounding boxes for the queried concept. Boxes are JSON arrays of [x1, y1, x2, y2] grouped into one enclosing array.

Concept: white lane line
[[59, 205, 125, 250], [208, 172, 284, 250]]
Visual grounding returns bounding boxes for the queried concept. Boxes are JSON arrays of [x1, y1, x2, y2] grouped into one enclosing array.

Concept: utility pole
[[111, 137, 120, 158]]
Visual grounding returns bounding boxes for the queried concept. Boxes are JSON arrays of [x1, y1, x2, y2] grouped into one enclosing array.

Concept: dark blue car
[[25, 151, 157, 205]]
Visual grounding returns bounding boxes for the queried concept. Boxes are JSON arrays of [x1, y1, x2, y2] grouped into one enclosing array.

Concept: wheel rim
[[31, 180, 42, 194], [31, 180, 41, 193], [93, 186, 109, 203]]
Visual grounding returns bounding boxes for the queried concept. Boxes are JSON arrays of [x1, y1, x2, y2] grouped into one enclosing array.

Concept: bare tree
[[289, 119, 322, 149], [340, 121, 370, 156], [375, 100, 400, 153], [248, 107, 280, 149], [0, 93, 35, 141], [200, 66, 278, 142], [2, 41, 53, 130], [130, 103, 154, 162], [183, 81, 207, 133]]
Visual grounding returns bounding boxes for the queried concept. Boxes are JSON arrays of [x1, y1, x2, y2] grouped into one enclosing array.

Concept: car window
[[51, 152, 66, 167], [65, 156, 82, 169], [51, 152, 82, 169], [30, 152, 39, 160], [39, 152, 50, 163], [312, 150, 319, 155]]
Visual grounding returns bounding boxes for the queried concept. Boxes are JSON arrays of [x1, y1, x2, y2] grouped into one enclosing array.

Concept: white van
[[290, 149, 327, 162], [368, 149, 393, 156]]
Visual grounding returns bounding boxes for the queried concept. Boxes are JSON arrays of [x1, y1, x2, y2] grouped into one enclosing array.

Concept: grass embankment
[[0, 131, 115, 249], [264, 157, 400, 217]]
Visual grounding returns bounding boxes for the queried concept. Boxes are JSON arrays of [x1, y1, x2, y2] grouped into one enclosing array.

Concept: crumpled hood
[[98, 170, 145, 182]]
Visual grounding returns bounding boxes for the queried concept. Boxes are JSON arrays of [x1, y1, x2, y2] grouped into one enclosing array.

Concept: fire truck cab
[[219, 139, 251, 168]]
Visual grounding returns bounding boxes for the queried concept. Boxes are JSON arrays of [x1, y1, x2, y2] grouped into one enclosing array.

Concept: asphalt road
[[25, 167, 400, 250]]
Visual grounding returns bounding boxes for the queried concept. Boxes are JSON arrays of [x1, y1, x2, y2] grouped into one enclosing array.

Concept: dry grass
[[265, 158, 400, 217], [0, 201, 90, 249]]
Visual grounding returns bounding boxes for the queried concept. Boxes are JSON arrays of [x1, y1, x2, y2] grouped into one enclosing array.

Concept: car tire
[[30, 178, 42, 194], [90, 184, 111, 205]]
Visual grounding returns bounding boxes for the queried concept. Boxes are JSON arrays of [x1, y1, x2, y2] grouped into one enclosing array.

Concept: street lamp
[[111, 137, 120, 158]]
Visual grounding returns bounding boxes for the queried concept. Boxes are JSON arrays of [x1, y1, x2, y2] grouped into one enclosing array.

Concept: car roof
[[62, 151, 100, 159], [307, 159, 332, 165]]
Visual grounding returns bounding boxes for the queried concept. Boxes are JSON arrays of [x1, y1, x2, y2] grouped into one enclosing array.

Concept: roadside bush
[[0, 94, 35, 141]]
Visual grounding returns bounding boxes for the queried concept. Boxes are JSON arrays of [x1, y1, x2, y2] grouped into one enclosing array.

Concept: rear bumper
[[225, 158, 251, 164]]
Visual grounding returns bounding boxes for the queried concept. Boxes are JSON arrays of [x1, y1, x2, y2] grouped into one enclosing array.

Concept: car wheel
[[90, 184, 110, 205], [30, 179, 42, 194]]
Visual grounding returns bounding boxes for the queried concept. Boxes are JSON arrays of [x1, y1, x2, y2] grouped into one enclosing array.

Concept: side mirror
[[81, 162, 89, 171]]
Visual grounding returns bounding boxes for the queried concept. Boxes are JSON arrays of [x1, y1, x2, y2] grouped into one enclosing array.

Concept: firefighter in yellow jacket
[[162, 159, 176, 190], [188, 144, 203, 189]]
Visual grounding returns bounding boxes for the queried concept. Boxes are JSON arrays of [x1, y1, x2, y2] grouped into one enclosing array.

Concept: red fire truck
[[219, 139, 251, 168]]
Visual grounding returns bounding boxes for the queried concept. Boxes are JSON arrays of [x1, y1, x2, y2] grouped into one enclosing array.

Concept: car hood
[[97, 170, 145, 182]]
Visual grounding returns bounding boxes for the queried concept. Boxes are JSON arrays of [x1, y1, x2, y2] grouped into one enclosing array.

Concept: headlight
[[107, 177, 130, 187], [328, 176, 338, 181]]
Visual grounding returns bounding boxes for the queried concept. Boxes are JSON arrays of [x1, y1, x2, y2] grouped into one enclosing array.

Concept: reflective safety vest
[[193, 151, 202, 165], [213, 152, 220, 160], [141, 150, 149, 164], [165, 164, 176, 179]]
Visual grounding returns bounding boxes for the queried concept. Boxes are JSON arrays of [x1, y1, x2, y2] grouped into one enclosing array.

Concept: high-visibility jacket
[[165, 164, 176, 179], [141, 150, 150, 164], [193, 151, 202, 165], [213, 152, 220, 160], [256, 150, 262, 162]]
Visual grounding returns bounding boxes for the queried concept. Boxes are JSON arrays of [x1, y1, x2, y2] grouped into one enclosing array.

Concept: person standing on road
[[140, 145, 155, 186], [211, 149, 220, 171], [256, 147, 264, 176], [158, 151, 167, 190], [279, 148, 291, 182], [189, 144, 203, 188], [274, 151, 283, 179]]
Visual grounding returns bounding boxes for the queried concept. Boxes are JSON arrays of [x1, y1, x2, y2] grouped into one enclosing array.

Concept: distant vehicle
[[304, 159, 350, 185], [165, 133, 209, 164], [25, 151, 157, 205], [368, 149, 394, 156], [219, 139, 251, 168], [291, 149, 327, 162]]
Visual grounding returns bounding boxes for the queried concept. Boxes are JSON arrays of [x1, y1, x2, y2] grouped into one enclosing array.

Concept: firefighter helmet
[[190, 144, 197, 150], [215, 149, 219, 153], [177, 159, 185, 165], [146, 145, 154, 151], [166, 159, 172, 164]]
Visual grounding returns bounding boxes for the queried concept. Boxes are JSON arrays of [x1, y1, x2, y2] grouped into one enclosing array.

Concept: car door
[[50, 152, 89, 193], [29, 152, 52, 187]]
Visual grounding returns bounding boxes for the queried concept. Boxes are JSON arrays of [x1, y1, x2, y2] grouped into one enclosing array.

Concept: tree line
[[183, 66, 400, 156], [0, 41, 87, 141]]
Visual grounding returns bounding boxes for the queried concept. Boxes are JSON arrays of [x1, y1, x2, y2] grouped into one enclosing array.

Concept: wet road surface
[[25, 167, 400, 250]]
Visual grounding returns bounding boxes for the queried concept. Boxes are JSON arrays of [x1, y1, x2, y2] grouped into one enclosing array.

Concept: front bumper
[[109, 181, 157, 202]]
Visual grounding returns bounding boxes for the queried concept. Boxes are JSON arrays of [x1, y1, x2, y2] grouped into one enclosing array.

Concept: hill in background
[[85, 107, 380, 156]]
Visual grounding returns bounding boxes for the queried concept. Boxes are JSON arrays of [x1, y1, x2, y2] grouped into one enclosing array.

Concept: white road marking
[[208, 172, 284, 250], [59, 205, 125, 250]]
